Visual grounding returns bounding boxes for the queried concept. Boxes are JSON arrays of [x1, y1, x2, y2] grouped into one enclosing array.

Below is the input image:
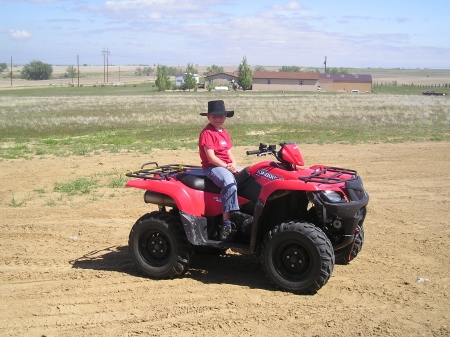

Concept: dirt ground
[[0, 142, 449, 337]]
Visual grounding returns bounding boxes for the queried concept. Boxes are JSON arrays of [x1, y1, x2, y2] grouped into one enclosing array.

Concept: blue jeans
[[204, 166, 240, 214]]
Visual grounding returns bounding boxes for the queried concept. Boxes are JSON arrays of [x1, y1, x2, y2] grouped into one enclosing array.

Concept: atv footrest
[[200, 240, 251, 253]]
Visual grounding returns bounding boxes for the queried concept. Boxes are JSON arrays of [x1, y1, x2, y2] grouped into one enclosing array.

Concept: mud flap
[[179, 211, 209, 245]]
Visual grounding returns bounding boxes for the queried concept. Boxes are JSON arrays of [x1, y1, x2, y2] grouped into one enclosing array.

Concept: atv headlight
[[321, 190, 344, 203]]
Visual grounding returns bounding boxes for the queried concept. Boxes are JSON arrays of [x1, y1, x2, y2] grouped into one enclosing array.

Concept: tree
[[327, 67, 348, 75], [238, 56, 252, 90], [0, 63, 7, 73], [21, 60, 53, 80], [185, 63, 197, 74], [166, 66, 182, 76], [66, 65, 77, 82], [205, 64, 223, 76], [254, 65, 266, 72], [155, 65, 171, 91], [280, 65, 301, 72], [182, 72, 197, 91], [143, 66, 153, 76]]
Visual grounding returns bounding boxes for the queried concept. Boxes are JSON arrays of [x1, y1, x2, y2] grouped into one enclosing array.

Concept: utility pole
[[102, 48, 106, 83], [102, 48, 110, 83], [10, 56, 12, 87], [106, 48, 109, 83], [324, 56, 327, 74]]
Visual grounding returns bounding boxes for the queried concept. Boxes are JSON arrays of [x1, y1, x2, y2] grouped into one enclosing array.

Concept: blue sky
[[1, 0, 449, 68]]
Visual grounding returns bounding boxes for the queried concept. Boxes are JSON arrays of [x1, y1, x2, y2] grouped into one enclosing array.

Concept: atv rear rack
[[125, 163, 202, 181], [299, 166, 358, 184]]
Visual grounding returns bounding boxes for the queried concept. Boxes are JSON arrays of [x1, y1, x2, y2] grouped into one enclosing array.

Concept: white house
[[175, 73, 200, 86]]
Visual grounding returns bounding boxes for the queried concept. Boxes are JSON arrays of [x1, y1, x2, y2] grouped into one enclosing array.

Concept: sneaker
[[220, 225, 234, 242]]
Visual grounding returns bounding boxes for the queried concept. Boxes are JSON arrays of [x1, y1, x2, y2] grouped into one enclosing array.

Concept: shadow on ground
[[71, 245, 276, 292]]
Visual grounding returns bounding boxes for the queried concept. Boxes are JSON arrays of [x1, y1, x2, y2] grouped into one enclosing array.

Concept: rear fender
[[126, 179, 219, 216]]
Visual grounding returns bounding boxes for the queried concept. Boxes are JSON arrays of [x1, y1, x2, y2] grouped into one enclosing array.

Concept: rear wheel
[[261, 222, 334, 294], [129, 211, 193, 279]]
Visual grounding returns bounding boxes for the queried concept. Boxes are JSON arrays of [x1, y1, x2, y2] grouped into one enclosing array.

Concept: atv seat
[[176, 168, 251, 194]]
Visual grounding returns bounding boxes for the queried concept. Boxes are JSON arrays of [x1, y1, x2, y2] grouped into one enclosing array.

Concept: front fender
[[258, 179, 337, 202]]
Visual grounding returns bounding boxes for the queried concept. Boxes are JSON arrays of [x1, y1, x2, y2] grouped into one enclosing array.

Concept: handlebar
[[246, 143, 277, 157]]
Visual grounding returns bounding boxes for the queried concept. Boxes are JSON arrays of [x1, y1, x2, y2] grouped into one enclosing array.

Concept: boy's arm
[[204, 147, 239, 173], [228, 150, 237, 166], [204, 146, 228, 168], [227, 150, 239, 173]]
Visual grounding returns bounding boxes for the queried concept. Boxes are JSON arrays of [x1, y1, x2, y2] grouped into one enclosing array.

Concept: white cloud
[[82, 0, 226, 21], [272, 1, 303, 11], [9, 29, 31, 41], [94, 0, 213, 12]]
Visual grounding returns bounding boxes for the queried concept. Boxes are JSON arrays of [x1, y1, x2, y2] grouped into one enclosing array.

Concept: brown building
[[252, 71, 319, 91], [318, 74, 373, 93], [204, 72, 239, 87], [204, 71, 373, 93]]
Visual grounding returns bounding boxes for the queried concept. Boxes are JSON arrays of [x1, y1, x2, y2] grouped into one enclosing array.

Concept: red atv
[[125, 142, 369, 294]]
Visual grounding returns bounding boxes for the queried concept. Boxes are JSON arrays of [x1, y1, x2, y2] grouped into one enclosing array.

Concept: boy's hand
[[226, 163, 239, 174]]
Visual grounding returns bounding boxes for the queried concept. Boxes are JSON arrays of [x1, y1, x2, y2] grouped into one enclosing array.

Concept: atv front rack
[[299, 166, 358, 184], [125, 163, 202, 181]]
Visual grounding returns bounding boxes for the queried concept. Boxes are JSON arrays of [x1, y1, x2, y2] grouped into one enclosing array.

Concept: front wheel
[[128, 211, 193, 279], [261, 222, 334, 294]]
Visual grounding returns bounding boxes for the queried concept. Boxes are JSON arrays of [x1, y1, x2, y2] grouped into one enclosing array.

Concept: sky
[[1, 0, 449, 69]]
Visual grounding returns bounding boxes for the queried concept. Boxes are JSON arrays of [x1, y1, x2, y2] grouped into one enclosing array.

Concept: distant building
[[175, 73, 200, 87], [252, 71, 319, 91], [204, 72, 239, 87], [251, 71, 372, 92], [318, 74, 372, 93]]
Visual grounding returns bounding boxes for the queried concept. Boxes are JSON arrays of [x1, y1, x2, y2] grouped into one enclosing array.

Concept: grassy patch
[[107, 173, 129, 188], [9, 191, 33, 207], [54, 178, 99, 196], [1, 90, 449, 159], [372, 85, 450, 95], [0, 82, 157, 97]]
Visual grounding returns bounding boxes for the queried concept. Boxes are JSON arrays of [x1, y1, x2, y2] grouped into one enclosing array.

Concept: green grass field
[[0, 84, 449, 159]]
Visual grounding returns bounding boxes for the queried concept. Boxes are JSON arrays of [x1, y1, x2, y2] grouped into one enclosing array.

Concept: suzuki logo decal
[[256, 169, 283, 181]]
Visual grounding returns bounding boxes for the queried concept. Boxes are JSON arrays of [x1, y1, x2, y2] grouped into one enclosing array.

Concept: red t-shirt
[[199, 123, 233, 169]]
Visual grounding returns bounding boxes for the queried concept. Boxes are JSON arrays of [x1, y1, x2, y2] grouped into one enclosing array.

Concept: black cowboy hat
[[200, 100, 234, 117]]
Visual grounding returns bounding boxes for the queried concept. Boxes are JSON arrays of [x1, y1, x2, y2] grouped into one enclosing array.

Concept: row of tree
[[1, 58, 349, 84], [134, 64, 225, 78], [153, 58, 253, 91], [0, 60, 54, 80]]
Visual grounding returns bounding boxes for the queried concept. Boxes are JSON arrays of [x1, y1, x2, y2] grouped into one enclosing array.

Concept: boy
[[199, 100, 240, 241]]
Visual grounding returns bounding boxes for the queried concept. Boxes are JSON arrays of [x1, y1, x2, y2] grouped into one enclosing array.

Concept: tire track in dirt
[[1, 142, 449, 336]]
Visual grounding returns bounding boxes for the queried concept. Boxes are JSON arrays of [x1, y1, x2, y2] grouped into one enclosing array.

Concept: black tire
[[334, 225, 364, 265], [128, 211, 193, 279], [261, 222, 334, 294]]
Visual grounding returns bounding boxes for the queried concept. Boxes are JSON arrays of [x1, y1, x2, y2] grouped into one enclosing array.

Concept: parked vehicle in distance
[[422, 90, 446, 96]]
